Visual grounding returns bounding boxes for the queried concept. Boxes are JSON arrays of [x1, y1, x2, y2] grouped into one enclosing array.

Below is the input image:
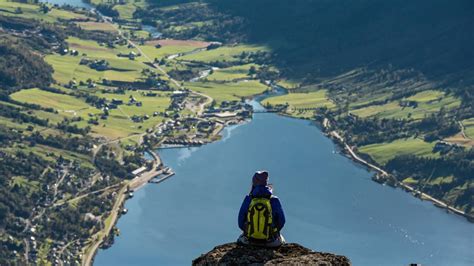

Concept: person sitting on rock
[[237, 170, 286, 247]]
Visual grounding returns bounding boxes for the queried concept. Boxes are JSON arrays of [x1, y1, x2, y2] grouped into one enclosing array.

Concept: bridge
[[253, 110, 279, 113]]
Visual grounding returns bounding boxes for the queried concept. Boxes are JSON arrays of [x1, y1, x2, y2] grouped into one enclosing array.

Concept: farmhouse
[[111, 99, 124, 105], [90, 60, 109, 71], [433, 141, 463, 153], [145, 92, 157, 97]]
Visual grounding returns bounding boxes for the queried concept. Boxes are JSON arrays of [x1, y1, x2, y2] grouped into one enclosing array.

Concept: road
[[101, 15, 213, 116], [80, 12, 210, 266], [53, 182, 123, 207], [81, 150, 163, 266], [81, 184, 128, 266]]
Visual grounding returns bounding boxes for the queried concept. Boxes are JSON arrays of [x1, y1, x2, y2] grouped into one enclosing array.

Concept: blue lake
[[95, 113, 474, 266], [36, 1, 474, 264]]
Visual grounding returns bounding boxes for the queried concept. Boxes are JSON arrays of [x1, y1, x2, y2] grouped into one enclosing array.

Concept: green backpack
[[246, 197, 276, 241]]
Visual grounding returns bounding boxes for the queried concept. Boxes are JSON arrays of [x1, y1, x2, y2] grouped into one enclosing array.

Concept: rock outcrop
[[193, 243, 350, 265]]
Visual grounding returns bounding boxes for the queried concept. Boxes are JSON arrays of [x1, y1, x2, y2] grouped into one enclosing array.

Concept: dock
[[148, 167, 176, 184]]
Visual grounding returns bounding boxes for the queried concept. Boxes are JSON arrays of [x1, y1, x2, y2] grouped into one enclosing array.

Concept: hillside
[[142, 0, 473, 217], [0, 0, 472, 264]]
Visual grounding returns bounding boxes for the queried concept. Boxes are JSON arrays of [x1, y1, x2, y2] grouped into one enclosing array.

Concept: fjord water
[[41, 0, 92, 8], [40, 1, 473, 264], [95, 113, 473, 266]]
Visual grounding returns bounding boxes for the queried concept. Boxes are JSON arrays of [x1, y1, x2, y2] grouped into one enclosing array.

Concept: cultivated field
[[45, 37, 155, 84], [263, 90, 335, 118], [10, 88, 170, 141], [140, 40, 209, 60], [77, 22, 117, 32], [351, 90, 461, 120], [11, 88, 91, 112], [358, 137, 439, 165], [276, 79, 301, 90], [207, 64, 257, 81], [179, 45, 269, 63], [185, 80, 268, 103], [0, 0, 87, 22], [463, 118, 474, 139]]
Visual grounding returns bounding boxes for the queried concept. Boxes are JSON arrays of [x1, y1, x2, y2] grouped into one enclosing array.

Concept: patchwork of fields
[[179, 45, 269, 62], [185, 80, 268, 103], [263, 90, 335, 118], [351, 90, 461, 120], [207, 64, 258, 81], [0, 0, 87, 22]]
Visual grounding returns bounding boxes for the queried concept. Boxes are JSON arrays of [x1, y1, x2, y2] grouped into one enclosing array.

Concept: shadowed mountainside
[[206, 0, 474, 83], [144, 0, 474, 84]]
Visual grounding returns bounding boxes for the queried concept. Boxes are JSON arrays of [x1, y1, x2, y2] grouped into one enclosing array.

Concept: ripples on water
[[95, 114, 474, 266]]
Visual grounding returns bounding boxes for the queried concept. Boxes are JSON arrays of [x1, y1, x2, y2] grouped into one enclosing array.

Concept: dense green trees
[[386, 150, 474, 214], [0, 39, 53, 92]]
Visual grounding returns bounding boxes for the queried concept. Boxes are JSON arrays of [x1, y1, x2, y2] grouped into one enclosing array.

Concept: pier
[[148, 167, 176, 184]]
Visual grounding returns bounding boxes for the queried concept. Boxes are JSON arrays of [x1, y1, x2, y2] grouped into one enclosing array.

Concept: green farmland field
[[358, 137, 439, 165], [462, 118, 474, 139], [276, 79, 301, 90], [45, 37, 153, 84], [263, 90, 335, 118], [264, 90, 334, 109], [185, 81, 268, 103], [0, 0, 87, 22], [179, 45, 269, 63], [207, 64, 258, 81], [351, 90, 461, 120], [11, 88, 91, 111]]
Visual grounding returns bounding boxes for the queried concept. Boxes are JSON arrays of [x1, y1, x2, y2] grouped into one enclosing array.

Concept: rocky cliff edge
[[193, 243, 351, 265]]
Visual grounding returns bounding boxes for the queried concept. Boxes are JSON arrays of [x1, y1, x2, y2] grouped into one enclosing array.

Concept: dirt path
[[459, 121, 468, 139]]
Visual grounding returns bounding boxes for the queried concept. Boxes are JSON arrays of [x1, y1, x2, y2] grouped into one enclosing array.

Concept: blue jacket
[[238, 185, 285, 232]]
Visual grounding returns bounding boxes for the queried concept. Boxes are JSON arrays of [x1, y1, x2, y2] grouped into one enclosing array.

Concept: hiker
[[237, 170, 286, 247]]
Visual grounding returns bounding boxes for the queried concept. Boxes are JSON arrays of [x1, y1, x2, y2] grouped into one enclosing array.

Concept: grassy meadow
[[358, 137, 439, 165], [207, 64, 257, 81], [0, 0, 87, 22], [462, 118, 474, 139], [179, 45, 269, 63], [45, 37, 154, 84], [185, 80, 268, 103], [351, 90, 461, 120], [263, 90, 335, 118]]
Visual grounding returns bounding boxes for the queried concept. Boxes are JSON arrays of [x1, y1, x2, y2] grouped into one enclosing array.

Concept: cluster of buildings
[[168, 90, 188, 111], [80, 58, 110, 71], [433, 141, 464, 154], [60, 48, 80, 56], [117, 51, 140, 60], [203, 100, 252, 120]]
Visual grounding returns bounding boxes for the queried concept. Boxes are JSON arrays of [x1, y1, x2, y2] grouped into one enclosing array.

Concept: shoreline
[[321, 118, 473, 222], [85, 99, 472, 265], [69, 4, 472, 265], [82, 150, 164, 266]]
